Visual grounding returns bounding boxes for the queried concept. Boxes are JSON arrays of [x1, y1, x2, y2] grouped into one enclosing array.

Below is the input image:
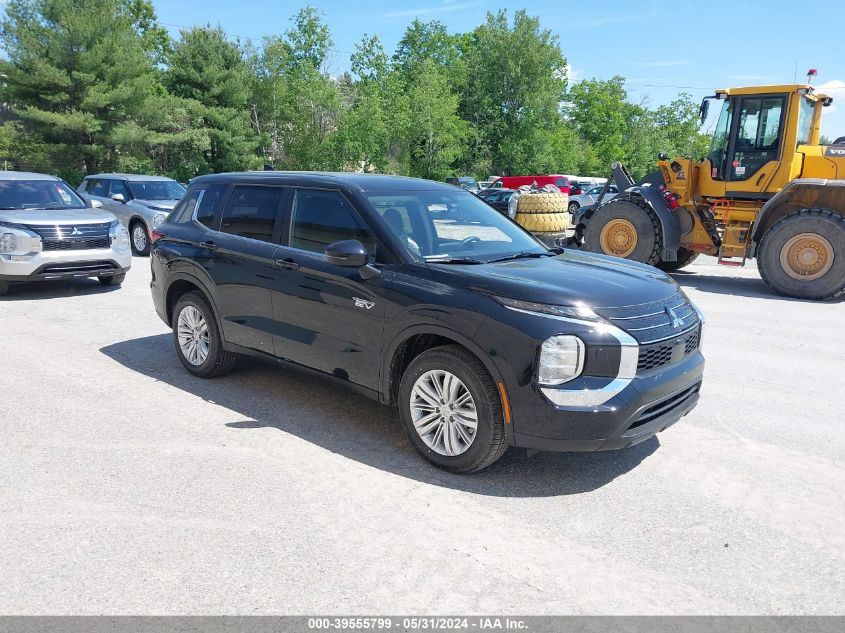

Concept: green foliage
[[0, 2, 712, 185]]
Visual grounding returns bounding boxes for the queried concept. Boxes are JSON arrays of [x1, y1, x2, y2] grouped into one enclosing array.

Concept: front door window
[[708, 99, 733, 181]]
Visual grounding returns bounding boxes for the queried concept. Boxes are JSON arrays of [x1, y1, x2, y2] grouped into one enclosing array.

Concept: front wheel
[[398, 345, 508, 473], [130, 220, 150, 256], [757, 208, 845, 300], [583, 198, 662, 265], [568, 201, 580, 213]]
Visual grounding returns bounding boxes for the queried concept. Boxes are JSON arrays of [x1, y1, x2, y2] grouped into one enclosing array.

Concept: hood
[[0, 207, 118, 225], [132, 199, 180, 211], [428, 249, 680, 309]]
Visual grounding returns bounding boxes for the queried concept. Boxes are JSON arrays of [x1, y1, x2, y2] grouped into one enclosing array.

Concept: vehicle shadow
[[670, 271, 845, 303], [0, 278, 122, 300], [100, 334, 659, 498]]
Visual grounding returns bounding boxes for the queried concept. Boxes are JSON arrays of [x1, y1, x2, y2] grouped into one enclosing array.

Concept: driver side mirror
[[111, 193, 126, 204], [89, 199, 103, 208], [325, 239, 369, 268], [699, 99, 710, 124]]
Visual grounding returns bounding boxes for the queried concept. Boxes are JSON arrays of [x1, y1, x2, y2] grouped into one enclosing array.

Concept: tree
[[462, 10, 568, 175], [407, 60, 468, 180], [164, 26, 258, 175], [248, 7, 342, 170], [0, 0, 169, 182]]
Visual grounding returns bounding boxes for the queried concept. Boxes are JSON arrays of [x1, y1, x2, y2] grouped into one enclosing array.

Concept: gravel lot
[[1, 255, 843, 615]]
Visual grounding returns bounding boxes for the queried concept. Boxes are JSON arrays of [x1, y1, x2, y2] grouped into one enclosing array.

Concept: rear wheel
[[568, 201, 580, 213], [398, 345, 507, 473], [172, 291, 237, 377], [757, 208, 845, 300], [130, 220, 150, 256], [657, 247, 700, 271], [584, 197, 662, 265]]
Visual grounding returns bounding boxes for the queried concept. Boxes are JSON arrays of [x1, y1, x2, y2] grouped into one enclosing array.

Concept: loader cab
[[694, 85, 828, 201]]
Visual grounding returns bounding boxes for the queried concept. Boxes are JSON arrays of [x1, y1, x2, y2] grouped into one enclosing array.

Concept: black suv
[[151, 172, 705, 473]]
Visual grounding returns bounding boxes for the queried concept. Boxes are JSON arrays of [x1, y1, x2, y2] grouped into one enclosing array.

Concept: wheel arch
[[163, 271, 222, 331], [750, 179, 845, 253]]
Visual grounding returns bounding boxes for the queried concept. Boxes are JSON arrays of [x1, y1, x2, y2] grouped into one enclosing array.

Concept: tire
[[516, 192, 569, 215], [130, 220, 150, 256], [398, 345, 508, 473], [657, 247, 700, 271], [98, 272, 126, 286], [757, 208, 845, 300], [583, 197, 662, 265], [172, 290, 238, 377], [515, 211, 569, 233], [568, 201, 580, 213], [0, 280, 9, 296]]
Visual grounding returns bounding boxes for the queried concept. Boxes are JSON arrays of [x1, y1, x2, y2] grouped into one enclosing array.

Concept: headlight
[[110, 221, 130, 253], [538, 335, 585, 385], [0, 233, 17, 253], [153, 213, 167, 229], [495, 296, 603, 321]]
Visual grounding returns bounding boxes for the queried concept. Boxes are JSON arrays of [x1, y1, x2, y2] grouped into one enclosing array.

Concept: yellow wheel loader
[[576, 84, 845, 300]]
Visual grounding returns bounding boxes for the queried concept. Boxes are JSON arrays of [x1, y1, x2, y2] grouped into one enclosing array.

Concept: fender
[[162, 267, 223, 334], [380, 323, 515, 445], [749, 178, 845, 252]]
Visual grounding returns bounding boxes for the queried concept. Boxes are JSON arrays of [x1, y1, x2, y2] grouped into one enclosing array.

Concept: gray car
[[567, 184, 618, 213], [78, 173, 186, 255], [0, 171, 132, 296]]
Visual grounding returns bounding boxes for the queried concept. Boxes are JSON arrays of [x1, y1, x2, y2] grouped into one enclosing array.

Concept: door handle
[[199, 240, 218, 251], [275, 258, 300, 270], [755, 172, 766, 186]]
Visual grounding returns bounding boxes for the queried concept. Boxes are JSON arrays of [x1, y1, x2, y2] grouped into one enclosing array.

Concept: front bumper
[[0, 247, 132, 282], [510, 350, 705, 452]]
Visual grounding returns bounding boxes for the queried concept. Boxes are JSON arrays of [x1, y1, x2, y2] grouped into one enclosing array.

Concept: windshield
[[127, 180, 186, 201], [0, 179, 87, 210], [365, 190, 547, 263]]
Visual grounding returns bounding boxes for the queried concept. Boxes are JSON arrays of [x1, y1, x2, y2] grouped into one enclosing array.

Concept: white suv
[[0, 171, 132, 296]]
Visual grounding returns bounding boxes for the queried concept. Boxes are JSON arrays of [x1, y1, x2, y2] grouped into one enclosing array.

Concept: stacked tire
[[514, 191, 570, 233]]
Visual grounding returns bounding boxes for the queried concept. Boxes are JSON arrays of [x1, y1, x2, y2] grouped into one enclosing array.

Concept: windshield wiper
[[426, 257, 485, 265], [487, 251, 556, 263]]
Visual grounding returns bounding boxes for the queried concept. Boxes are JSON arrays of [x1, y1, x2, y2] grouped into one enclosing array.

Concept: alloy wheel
[[177, 305, 210, 366], [132, 225, 147, 253], [409, 370, 478, 456]]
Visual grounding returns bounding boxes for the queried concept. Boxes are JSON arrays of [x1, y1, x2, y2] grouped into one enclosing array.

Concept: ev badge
[[665, 305, 684, 329], [353, 297, 375, 310]]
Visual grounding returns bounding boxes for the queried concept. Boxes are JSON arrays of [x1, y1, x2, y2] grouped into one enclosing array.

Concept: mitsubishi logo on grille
[[69, 226, 82, 236], [665, 305, 685, 329]]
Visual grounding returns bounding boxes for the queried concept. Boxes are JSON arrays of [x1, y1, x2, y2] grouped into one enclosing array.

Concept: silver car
[[78, 173, 186, 255], [0, 171, 132, 296], [567, 184, 618, 213]]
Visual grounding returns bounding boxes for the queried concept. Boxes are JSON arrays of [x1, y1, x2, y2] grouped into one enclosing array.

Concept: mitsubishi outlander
[[150, 172, 705, 473]]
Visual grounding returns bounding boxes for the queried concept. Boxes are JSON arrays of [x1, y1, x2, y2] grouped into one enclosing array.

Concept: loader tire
[[757, 208, 845, 300], [516, 192, 569, 215], [515, 211, 569, 233], [583, 197, 662, 265], [657, 247, 700, 271]]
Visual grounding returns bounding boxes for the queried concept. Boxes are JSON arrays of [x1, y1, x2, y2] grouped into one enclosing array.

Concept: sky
[[153, 0, 845, 139]]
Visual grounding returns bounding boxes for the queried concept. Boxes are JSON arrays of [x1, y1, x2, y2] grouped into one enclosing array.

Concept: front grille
[[596, 291, 699, 345], [628, 382, 701, 431], [37, 261, 119, 277], [42, 237, 111, 250], [26, 223, 112, 251], [637, 326, 701, 372]]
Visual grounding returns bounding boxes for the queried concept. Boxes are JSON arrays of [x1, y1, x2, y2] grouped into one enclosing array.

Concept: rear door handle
[[199, 241, 218, 251], [275, 257, 300, 270]]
